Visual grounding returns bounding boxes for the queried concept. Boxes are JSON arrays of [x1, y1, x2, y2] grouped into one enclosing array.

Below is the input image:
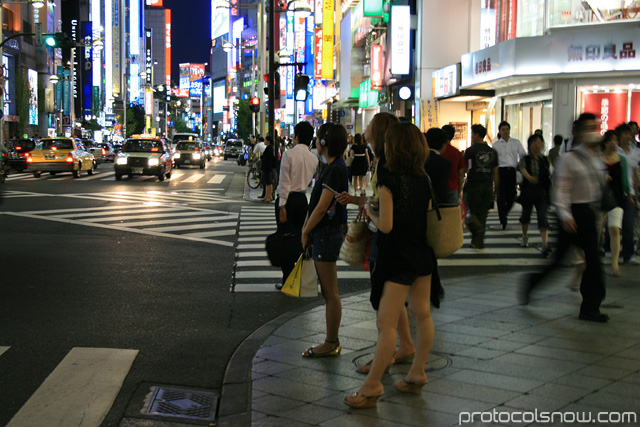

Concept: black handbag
[[265, 224, 303, 267]]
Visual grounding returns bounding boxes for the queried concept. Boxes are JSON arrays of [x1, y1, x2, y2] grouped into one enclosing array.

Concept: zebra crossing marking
[[0, 346, 9, 356], [5, 171, 231, 185], [5, 203, 240, 247], [7, 347, 138, 427], [182, 174, 206, 183], [207, 174, 228, 184]]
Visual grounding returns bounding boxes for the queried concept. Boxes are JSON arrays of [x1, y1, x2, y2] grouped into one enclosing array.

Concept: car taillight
[[101, 148, 106, 155], [66, 155, 74, 163], [27, 157, 33, 163]]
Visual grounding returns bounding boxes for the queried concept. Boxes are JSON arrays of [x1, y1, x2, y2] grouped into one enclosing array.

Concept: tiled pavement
[[217, 267, 640, 427]]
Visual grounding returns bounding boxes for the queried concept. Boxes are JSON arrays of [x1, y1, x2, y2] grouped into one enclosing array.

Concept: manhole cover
[[143, 386, 217, 422], [354, 352, 451, 373]]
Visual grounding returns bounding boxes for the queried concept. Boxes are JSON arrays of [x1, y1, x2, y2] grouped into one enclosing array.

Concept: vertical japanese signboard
[[28, 69, 38, 125], [371, 44, 383, 89], [113, 0, 121, 96], [322, 0, 334, 79], [314, 28, 323, 79], [82, 21, 93, 116], [390, 5, 410, 75], [165, 9, 172, 89], [145, 29, 153, 85]]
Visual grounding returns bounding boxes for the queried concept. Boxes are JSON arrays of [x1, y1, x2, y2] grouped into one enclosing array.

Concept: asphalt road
[[0, 156, 332, 426]]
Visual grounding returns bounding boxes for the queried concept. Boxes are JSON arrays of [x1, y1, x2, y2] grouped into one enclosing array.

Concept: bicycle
[[246, 163, 261, 189]]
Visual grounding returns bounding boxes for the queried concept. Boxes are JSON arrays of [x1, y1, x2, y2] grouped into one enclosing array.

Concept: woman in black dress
[[350, 133, 371, 196], [345, 122, 434, 409], [261, 137, 275, 202]]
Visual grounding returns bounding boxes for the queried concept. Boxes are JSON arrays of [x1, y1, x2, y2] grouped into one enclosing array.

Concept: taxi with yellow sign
[[114, 135, 173, 181], [27, 138, 95, 178]]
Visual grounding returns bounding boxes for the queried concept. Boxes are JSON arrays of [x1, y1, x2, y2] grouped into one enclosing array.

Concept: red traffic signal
[[249, 96, 260, 113]]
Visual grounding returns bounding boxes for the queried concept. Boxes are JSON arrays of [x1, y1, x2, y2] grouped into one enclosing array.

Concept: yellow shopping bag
[[281, 252, 318, 298], [281, 254, 304, 297]]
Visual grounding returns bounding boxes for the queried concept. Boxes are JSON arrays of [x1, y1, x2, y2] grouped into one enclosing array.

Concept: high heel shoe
[[356, 359, 391, 374], [302, 339, 341, 358], [343, 391, 383, 409], [393, 379, 426, 394]]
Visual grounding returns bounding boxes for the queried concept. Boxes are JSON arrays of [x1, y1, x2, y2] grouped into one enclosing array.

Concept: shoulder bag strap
[[426, 174, 441, 221]]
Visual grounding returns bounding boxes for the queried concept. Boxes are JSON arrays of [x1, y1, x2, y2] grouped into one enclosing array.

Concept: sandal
[[393, 354, 415, 365], [302, 339, 341, 358], [343, 391, 383, 409], [356, 359, 391, 374], [393, 378, 426, 395]]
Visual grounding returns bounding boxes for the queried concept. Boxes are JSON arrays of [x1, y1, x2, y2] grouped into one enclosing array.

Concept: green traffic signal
[[44, 32, 72, 49]]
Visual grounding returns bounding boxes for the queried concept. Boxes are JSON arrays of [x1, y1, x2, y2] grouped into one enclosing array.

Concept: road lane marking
[[207, 174, 228, 184], [0, 346, 9, 356], [143, 220, 238, 232], [78, 171, 112, 180], [183, 229, 237, 238], [237, 251, 268, 257], [182, 174, 205, 183], [80, 210, 215, 223], [7, 347, 138, 427]]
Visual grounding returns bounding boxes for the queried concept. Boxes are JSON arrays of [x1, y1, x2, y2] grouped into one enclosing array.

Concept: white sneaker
[[520, 236, 529, 247], [625, 256, 640, 266]]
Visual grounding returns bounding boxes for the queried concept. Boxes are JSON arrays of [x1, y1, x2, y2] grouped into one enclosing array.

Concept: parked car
[[27, 138, 96, 178], [223, 139, 244, 160], [114, 135, 173, 181], [173, 140, 206, 169], [5, 138, 36, 172]]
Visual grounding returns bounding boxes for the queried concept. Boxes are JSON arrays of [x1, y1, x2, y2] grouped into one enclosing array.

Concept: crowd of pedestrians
[[249, 109, 640, 408]]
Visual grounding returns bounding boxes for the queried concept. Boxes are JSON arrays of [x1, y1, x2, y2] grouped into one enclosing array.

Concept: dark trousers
[[527, 204, 606, 315], [621, 204, 636, 263], [275, 192, 308, 283], [465, 184, 494, 247], [497, 167, 517, 226]]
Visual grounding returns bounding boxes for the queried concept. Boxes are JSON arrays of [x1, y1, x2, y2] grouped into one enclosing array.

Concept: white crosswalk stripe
[[3, 347, 137, 427], [4, 171, 232, 185], [233, 204, 558, 292], [5, 202, 240, 247]]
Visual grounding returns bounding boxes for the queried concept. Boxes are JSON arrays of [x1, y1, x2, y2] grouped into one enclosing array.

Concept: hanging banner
[[145, 28, 153, 84], [28, 69, 38, 125], [321, 0, 334, 79], [63, 68, 72, 116], [55, 65, 63, 113], [390, 5, 411, 75]]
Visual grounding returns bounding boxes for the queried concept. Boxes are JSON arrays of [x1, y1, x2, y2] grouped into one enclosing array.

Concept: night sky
[[163, 0, 212, 81]]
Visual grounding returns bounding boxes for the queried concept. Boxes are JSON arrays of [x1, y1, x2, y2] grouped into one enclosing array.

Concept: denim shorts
[[311, 226, 344, 262]]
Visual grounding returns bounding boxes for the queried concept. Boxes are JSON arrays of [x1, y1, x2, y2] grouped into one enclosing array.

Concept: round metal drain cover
[[354, 352, 451, 373]]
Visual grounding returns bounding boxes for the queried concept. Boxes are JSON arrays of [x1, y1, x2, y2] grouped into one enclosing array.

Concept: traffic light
[[44, 32, 73, 49], [294, 74, 309, 101], [249, 96, 260, 113]]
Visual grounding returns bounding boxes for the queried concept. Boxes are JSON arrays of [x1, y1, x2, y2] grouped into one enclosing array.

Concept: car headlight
[[192, 153, 202, 160], [116, 157, 127, 165], [148, 158, 160, 166], [173, 152, 180, 159]]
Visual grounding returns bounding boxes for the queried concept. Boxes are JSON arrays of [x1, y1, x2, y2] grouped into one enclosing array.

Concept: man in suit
[[424, 129, 452, 203]]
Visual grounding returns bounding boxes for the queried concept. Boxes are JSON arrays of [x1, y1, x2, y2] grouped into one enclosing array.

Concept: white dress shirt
[[553, 144, 606, 223], [277, 143, 319, 206], [252, 141, 266, 159], [492, 137, 526, 168]]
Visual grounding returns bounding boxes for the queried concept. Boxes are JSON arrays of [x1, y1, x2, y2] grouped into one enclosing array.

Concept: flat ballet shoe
[[343, 391, 383, 409], [393, 379, 426, 394], [302, 340, 341, 358]]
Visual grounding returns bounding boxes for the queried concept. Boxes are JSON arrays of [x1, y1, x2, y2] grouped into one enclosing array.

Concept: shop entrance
[[504, 99, 553, 151]]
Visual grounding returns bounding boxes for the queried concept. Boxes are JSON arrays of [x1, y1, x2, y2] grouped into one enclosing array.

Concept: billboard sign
[[390, 5, 411, 75], [145, 29, 153, 84], [321, 0, 334, 79], [190, 63, 206, 97], [371, 44, 383, 90], [179, 63, 191, 97], [28, 69, 38, 125], [147, 0, 163, 6], [165, 9, 172, 88], [82, 21, 93, 115], [211, 0, 229, 39]]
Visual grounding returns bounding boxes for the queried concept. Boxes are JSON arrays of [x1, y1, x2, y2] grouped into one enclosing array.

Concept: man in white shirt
[[492, 121, 527, 230], [275, 121, 319, 289], [523, 113, 609, 323]]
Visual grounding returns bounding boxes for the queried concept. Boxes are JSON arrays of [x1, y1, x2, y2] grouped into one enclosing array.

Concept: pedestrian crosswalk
[[2, 346, 138, 427], [5, 202, 240, 247], [4, 170, 233, 184], [2, 188, 239, 206], [233, 204, 558, 292]]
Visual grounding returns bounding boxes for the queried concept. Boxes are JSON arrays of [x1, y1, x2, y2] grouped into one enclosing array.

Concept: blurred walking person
[[521, 113, 609, 322], [614, 124, 640, 266], [345, 122, 435, 408], [441, 124, 466, 205], [518, 134, 551, 256], [464, 124, 499, 249], [350, 133, 371, 196], [493, 121, 526, 230]]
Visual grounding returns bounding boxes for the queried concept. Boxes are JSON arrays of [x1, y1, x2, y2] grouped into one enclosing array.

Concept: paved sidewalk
[[217, 268, 640, 427]]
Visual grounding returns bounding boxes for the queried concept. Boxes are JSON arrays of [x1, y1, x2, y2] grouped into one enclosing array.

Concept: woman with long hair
[[300, 123, 349, 357], [350, 133, 371, 195], [260, 136, 275, 202], [344, 122, 434, 408]]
